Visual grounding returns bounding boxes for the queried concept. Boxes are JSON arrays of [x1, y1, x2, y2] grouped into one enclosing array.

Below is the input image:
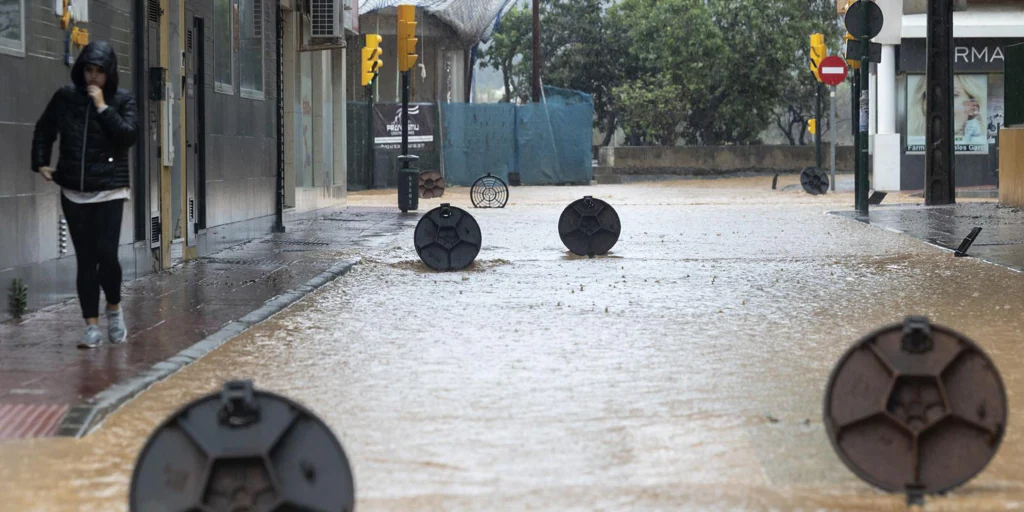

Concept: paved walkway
[[832, 201, 1024, 273], [0, 206, 414, 439]]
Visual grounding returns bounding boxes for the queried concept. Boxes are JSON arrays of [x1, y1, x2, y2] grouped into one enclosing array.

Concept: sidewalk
[[0, 206, 414, 440], [831, 201, 1024, 273]]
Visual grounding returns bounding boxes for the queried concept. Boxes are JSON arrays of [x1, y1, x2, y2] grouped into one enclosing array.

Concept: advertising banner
[[906, 74, 989, 153]]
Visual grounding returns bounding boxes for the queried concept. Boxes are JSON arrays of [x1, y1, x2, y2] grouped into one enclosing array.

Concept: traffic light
[[397, 5, 418, 72], [809, 33, 826, 82], [843, 32, 861, 70], [808, 118, 817, 135], [361, 34, 383, 86]]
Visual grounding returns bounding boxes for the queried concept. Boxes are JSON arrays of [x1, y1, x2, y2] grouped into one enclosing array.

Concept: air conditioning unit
[[310, 0, 344, 38]]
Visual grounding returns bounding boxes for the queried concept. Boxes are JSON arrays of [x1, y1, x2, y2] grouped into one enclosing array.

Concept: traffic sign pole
[[857, 2, 871, 215], [831, 88, 837, 191], [815, 81, 822, 170]]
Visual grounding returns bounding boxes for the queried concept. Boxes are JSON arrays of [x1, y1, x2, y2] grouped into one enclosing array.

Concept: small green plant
[[9, 278, 28, 319]]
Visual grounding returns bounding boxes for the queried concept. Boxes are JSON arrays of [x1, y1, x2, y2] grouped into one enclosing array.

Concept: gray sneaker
[[78, 324, 103, 349], [107, 308, 127, 344]]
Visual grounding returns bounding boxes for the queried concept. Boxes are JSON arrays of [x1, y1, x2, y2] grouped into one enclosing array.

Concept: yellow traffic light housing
[[843, 32, 862, 70], [361, 34, 383, 86], [808, 118, 817, 135], [397, 5, 419, 72], [809, 33, 826, 82]]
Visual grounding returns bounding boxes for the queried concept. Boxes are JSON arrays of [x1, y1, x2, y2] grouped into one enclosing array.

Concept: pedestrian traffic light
[[397, 5, 418, 72], [361, 34, 383, 87], [810, 33, 827, 81], [808, 118, 817, 135]]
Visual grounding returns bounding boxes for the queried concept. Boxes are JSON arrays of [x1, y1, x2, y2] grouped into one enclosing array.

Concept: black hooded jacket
[[32, 41, 138, 192]]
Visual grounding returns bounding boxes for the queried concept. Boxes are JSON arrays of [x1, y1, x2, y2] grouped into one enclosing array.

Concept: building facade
[[858, 0, 1024, 191], [0, 0, 356, 321]]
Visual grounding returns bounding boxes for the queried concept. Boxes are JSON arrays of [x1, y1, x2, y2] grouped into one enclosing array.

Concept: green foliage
[[9, 278, 28, 319], [613, 73, 687, 146], [481, 0, 844, 146]]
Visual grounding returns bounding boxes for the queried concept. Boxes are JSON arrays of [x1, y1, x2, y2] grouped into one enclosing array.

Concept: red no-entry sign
[[819, 55, 849, 86]]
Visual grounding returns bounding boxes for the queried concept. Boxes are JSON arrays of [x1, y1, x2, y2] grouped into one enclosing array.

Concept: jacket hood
[[71, 41, 120, 96]]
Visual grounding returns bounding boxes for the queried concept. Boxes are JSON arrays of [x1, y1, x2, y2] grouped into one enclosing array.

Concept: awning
[[902, 7, 1024, 38]]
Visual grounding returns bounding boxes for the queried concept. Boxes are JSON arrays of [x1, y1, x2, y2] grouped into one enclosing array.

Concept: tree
[[478, 6, 532, 103], [613, 73, 688, 146]]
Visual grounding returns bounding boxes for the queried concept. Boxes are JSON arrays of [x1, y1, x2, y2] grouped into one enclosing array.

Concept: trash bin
[[398, 154, 420, 212]]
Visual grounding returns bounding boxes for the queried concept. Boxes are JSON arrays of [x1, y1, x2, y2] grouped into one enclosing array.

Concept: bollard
[[800, 166, 830, 195], [558, 196, 621, 257], [823, 317, 1007, 506], [130, 380, 355, 512], [470, 173, 509, 209], [397, 155, 420, 213], [414, 203, 482, 271]]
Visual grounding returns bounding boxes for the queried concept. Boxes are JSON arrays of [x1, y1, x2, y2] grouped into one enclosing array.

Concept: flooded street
[[3, 178, 1024, 511]]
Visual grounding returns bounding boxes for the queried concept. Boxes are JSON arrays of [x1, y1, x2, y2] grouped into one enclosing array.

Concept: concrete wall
[[598, 146, 856, 175], [0, 0, 140, 319]]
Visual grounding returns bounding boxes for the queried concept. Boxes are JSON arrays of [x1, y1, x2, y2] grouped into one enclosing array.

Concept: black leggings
[[61, 195, 124, 319]]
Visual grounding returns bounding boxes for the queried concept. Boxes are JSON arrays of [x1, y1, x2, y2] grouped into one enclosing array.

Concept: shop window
[[239, 0, 264, 99], [0, 0, 25, 57], [214, 0, 235, 93], [906, 73, 991, 154]]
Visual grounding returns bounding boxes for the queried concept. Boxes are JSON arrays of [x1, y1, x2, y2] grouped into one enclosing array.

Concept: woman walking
[[32, 41, 138, 349]]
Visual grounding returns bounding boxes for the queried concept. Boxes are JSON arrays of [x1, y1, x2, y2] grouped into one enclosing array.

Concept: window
[[0, 0, 25, 57], [239, 0, 264, 99], [214, 0, 234, 93]]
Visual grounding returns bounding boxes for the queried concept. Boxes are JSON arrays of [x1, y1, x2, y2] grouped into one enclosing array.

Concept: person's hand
[[38, 166, 54, 181], [87, 85, 106, 109]]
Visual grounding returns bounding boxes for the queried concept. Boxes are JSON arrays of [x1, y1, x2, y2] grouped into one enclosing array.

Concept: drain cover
[[824, 317, 1007, 496], [800, 166, 830, 195], [130, 380, 355, 512], [470, 173, 509, 209], [558, 196, 621, 257], [414, 203, 482, 271]]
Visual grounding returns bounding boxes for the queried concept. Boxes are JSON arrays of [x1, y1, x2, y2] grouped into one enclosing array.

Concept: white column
[[872, 44, 902, 191], [869, 62, 877, 159], [877, 44, 897, 134]]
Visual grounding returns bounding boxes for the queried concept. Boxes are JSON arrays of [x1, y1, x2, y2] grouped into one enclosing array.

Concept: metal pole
[[532, 0, 541, 103], [815, 81, 823, 169], [830, 87, 837, 191], [402, 71, 409, 159], [852, 69, 860, 204], [856, 4, 871, 215], [925, 0, 955, 205], [367, 82, 375, 188]]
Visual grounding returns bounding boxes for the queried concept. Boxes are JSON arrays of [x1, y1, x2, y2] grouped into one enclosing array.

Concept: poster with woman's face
[[906, 74, 989, 153]]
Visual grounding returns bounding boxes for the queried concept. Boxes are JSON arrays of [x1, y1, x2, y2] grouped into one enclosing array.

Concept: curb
[[55, 259, 360, 438]]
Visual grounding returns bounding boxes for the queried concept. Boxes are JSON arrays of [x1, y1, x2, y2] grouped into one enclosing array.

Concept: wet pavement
[[0, 207, 411, 439], [2, 178, 1024, 510], [834, 202, 1024, 273]]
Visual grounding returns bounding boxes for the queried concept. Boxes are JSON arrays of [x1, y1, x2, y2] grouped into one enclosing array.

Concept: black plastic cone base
[[801, 166, 830, 195], [130, 380, 355, 512], [414, 203, 482, 271], [558, 196, 621, 257], [470, 173, 509, 208]]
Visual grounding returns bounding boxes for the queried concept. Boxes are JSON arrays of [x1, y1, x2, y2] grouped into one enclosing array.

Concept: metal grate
[[148, 0, 160, 23], [187, 29, 193, 52], [188, 198, 195, 222], [252, 0, 263, 38], [151, 216, 161, 244], [201, 257, 289, 266], [310, 0, 338, 37], [260, 239, 331, 246]]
